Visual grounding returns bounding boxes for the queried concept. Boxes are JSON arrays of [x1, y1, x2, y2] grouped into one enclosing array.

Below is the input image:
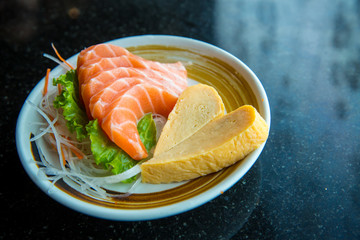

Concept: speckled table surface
[[1, 0, 360, 239]]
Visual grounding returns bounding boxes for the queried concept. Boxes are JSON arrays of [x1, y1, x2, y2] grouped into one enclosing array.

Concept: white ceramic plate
[[16, 35, 270, 221]]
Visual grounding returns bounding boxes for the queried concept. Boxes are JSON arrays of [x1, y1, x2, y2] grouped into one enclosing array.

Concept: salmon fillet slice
[[77, 44, 187, 87], [77, 44, 131, 69], [89, 77, 144, 121], [78, 56, 136, 85], [77, 43, 188, 160], [81, 68, 148, 115], [81, 67, 186, 116], [78, 55, 187, 85], [101, 84, 178, 160]]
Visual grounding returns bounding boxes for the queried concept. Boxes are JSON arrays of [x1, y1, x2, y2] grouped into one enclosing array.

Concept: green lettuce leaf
[[53, 70, 88, 141], [137, 113, 157, 152], [53, 70, 157, 181], [86, 113, 157, 179]]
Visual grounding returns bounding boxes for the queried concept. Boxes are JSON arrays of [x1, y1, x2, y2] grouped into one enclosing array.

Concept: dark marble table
[[1, 0, 359, 239]]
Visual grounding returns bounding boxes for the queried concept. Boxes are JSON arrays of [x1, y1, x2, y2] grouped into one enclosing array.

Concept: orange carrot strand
[[64, 136, 84, 160], [60, 145, 66, 166], [43, 68, 51, 96], [51, 43, 75, 70], [57, 83, 62, 94], [70, 147, 84, 160]]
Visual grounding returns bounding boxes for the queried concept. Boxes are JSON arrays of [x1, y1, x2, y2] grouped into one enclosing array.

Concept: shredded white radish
[[31, 51, 168, 200], [29, 98, 144, 199], [28, 100, 67, 172], [28, 80, 138, 199], [107, 175, 143, 198], [30, 115, 58, 142], [153, 113, 167, 140], [43, 53, 72, 71]]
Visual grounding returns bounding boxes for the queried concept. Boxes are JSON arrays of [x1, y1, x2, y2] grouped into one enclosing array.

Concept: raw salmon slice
[[77, 44, 131, 69], [81, 67, 148, 115], [77, 44, 187, 87], [89, 77, 144, 121], [77, 43, 188, 160], [81, 67, 186, 116], [78, 56, 135, 86], [78, 55, 187, 87], [101, 83, 178, 160]]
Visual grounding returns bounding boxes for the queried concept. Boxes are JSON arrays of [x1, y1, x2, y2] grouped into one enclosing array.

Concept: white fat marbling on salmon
[[113, 106, 138, 120], [139, 85, 155, 112], [150, 70, 183, 94], [109, 120, 137, 140], [113, 120, 138, 130], [105, 44, 117, 57], [121, 94, 145, 116], [158, 89, 167, 109]]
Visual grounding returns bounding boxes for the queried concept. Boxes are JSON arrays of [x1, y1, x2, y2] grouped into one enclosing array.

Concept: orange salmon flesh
[[77, 43, 188, 160]]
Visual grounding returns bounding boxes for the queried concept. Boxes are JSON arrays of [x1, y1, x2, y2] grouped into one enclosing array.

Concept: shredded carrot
[[57, 83, 62, 94], [48, 115, 54, 121], [46, 115, 59, 127], [47, 134, 65, 165], [51, 43, 75, 70], [70, 147, 84, 159], [60, 146, 67, 166], [49, 133, 82, 164], [54, 133, 84, 161], [65, 137, 84, 159], [43, 68, 51, 96]]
